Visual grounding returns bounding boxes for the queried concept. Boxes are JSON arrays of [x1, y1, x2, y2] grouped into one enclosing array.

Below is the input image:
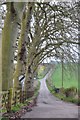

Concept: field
[[51, 63, 78, 89]]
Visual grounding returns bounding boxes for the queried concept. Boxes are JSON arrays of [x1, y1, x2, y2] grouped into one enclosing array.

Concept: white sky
[[1, 0, 79, 2]]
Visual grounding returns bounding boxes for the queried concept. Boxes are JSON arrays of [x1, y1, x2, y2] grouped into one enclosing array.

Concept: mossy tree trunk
[[2, 3, 18, 91], [2, 2, 26, 91], [25, 60, 34, 98], [24, 41, 39, 97], [24, 11, 41, 96], [0, 32, 2, 92], [14, 3, 34, 94], [13, 10, 27, 91]]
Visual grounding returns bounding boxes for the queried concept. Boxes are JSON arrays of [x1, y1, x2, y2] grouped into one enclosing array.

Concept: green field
[[51, 63, 78, 89]]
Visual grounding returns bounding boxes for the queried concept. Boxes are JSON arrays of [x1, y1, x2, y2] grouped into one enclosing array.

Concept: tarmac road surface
[[21, 71, 78, 118]]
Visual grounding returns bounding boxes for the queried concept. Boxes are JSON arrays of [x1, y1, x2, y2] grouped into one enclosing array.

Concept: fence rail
[[0, 89, 27, 113]]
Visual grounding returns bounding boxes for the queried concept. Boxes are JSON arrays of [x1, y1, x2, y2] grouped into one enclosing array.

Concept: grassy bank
[[38, 65, 45, 79], [38, 64, 51, 79], [46, 79, 79, 105], [46, 63, 79, 105]]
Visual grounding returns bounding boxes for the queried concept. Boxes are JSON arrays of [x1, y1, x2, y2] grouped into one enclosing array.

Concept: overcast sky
[[0, 0, 79, 2]]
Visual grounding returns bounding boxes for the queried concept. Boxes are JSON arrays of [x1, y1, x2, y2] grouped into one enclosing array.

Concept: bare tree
[[23, 2, 79, 93]]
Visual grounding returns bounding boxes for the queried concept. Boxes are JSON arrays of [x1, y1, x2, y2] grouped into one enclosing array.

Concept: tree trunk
[[2, 2, 25, 90], [2, 3, 18, 91], [13, 10, 27, 91], [0, 32, 2, 92], [14, 3, 34, 95], [25, 64, 34, 98]]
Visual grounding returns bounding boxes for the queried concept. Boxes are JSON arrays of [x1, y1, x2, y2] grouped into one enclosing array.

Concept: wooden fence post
[[14, 91, 17, 105], [22, 91, 26, 103], [7, 88, 12, 113], [20, 89, 21, 103]]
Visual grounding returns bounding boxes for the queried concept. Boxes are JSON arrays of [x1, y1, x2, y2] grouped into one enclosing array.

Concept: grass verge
[[46, 79, 79, 105]]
